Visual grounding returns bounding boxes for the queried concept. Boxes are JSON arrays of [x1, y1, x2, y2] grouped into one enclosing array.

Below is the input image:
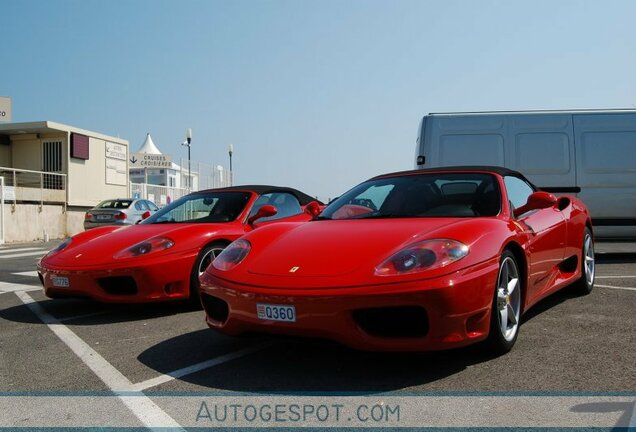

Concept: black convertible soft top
[[193, 185, 322, 206], [372, 166, 536, 188]]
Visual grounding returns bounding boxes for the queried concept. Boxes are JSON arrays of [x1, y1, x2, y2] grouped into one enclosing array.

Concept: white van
[[414, 109, 636, 239]]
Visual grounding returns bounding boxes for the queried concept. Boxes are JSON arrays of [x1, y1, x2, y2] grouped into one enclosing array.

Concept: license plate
[[256, 303, 296, 322], [52, 276, 69, 288], [96, 215, 111, 220]]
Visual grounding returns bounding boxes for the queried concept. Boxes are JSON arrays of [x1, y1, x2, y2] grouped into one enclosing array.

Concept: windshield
[[319, 173, 500, 220], [142, 191, 252, 224]]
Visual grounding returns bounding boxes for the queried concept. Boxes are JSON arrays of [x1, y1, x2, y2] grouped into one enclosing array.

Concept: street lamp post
[[228, 144, 234, 186], [181, 128, 192, 190]]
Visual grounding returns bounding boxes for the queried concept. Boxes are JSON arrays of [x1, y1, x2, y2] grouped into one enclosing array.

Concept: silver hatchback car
[[84, 198, 159, 230]]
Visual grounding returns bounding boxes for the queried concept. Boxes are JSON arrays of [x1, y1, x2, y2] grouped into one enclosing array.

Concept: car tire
[[189, 242, 227, 305], [571, 227, 595, 295], [486, 250, 522, 355]]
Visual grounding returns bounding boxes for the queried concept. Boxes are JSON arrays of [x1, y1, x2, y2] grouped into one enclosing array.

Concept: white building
[[129, 133, 197, 191], [0, 121, 129, 242], [128, 133, 231, 206]]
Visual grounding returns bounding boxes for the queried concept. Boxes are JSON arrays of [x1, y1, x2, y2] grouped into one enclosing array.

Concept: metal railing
[[176, 159, 232, 191], [130, 160, 232, 205], [0, 166, 67, 212], [129, 183, 189, 206]]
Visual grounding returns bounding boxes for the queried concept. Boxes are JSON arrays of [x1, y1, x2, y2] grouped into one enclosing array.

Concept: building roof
[[137, 133, 161, 154], [0, 121, 128, 145]]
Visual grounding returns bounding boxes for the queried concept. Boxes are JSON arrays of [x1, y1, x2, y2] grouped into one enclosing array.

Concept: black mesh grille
[[353, 306, 428, 338], [97, 276, 138, 295], [201, 293, 230, 323]]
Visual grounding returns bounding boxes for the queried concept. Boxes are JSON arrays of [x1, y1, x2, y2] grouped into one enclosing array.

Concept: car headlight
[[374, 239, 469, 276], [44, 238, 72, 258], [113, 237, 174, 259], [212, 239, 251, 271]]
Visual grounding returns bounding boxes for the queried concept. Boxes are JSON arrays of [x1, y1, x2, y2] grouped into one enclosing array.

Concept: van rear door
[[574, 113, 636, 236], [507, 114, 576, 193]]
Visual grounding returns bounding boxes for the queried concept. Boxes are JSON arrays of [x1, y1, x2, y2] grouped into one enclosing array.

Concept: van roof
[[426, 108, 636, 116]]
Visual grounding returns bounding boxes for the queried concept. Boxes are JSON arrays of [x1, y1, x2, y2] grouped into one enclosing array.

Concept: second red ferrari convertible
[[38, 185, 322, 304], [200, 167, 594, 353]]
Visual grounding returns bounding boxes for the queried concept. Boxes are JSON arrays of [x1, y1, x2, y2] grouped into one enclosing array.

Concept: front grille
[[353, 306, 429, 338], [97, 276, 138, 295], [201, 293, 230, 323]]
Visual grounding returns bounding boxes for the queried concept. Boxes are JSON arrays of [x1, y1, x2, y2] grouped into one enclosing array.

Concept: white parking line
[[0, 281, 41, 293], [0, 247, 45, 254], [0, 251, 47, 259], [12, 271, 39, 277], [13, 291, 272, 428], [129, 342, 273, 392], [596, 275, 636, 279], [596, 284, 636, 292], [15, 291, 185, 431]]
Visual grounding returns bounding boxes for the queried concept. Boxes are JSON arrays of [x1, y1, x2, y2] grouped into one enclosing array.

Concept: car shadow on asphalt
[[519, 284, 583, 324], [137, 329, 500, 392], [595, 252, 636, 264], [570, 401, 636, 431], [0, 296, 202, 325], [136, 277, 616, 392]]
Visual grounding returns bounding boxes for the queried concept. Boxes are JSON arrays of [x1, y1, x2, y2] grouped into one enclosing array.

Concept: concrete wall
[[2, 204, 85, 243], [66, 209, 85, 236]]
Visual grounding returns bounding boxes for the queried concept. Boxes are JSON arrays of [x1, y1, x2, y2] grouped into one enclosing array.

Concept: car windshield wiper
[[312, 215, 332, 221]]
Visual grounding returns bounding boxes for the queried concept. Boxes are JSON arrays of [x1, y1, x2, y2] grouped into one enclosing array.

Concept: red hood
[[44, 223, 243, 268], [246, 218, 468, 278]]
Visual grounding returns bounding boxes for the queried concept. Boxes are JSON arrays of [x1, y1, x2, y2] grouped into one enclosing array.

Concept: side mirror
[[513, 191, 558, 218], [248, 204, 277, 225], [304, 201, 322, 217]]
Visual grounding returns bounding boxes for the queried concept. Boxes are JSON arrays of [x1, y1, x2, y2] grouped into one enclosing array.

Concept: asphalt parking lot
[[1, 239, 635, 429]]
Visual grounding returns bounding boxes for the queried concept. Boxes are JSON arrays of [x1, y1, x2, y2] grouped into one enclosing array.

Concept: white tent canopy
[[137, 133, 161, 154]]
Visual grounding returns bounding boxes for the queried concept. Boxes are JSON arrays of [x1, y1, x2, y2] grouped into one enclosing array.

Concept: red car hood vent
[[246, 219, 460, 278]]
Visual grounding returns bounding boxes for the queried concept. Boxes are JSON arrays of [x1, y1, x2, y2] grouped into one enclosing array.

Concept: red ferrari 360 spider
[[200, 167, 594, 353], [38, 186, 322, 303]]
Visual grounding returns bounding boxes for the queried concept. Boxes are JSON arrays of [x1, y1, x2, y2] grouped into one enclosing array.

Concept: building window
[[42, 140, 63, 189]]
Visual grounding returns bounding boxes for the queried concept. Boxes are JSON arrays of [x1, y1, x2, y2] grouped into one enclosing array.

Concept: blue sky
[[3, 0, 636, 201]]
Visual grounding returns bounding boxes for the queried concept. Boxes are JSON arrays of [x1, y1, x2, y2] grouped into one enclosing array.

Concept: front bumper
[[37, 252, 197, 303], [200, 258, 499, 352]]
